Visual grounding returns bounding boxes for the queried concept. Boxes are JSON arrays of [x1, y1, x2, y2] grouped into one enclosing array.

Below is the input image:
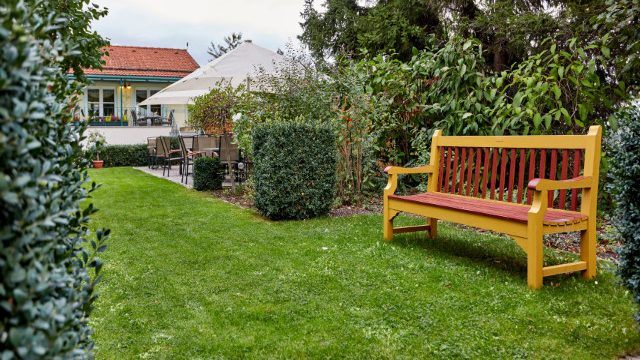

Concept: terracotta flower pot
[[93, 160, 104, 169]]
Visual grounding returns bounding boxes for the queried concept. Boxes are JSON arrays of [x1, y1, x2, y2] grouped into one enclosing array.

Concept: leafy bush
[[100, 144, 149, 167], [193, 157, 224, 191], [1, 0, 108, 357], [232, 47, 379, 205], [233, 46, 335, 159], [332, 62, 381, 204], [253, 122, 336, 220], [188, 83, 246, 134], [609, 105, 640, 320], [357, 35, 629, 166], [86, 132, 106, 161]]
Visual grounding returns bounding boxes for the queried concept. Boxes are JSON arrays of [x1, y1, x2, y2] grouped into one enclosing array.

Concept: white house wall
[[87, 126, 172, 145]]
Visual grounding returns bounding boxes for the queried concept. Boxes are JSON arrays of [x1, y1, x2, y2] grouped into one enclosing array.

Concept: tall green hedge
[[253, 122, 336, 220], [1, 1, 108, 357], [609, 105, 640, 320], [100, 144, 149, 167]]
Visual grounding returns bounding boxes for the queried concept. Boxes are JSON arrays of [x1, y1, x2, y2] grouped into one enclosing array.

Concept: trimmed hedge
[[609, 105, 640, 321], [253, 122, 336, 220], [86, 139, 182, 168], [100, 144, 149, 167], [1, 2, 108, 357], [193, 157, 224, 191]]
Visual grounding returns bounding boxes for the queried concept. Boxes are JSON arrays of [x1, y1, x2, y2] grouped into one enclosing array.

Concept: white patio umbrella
[[140, 41, 284, 106]]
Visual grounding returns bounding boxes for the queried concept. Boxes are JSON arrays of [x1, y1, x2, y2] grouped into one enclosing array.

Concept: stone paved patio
[[135, 166, 235, 188]]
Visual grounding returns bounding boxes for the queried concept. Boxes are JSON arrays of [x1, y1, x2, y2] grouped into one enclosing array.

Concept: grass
[[89, 167, 640, 359]]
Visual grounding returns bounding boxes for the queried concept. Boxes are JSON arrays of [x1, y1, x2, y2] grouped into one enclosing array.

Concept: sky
[[92, 0, 313, 65]]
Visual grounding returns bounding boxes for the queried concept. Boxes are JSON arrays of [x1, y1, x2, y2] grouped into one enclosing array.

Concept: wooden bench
[[383, 126, 602, 289]]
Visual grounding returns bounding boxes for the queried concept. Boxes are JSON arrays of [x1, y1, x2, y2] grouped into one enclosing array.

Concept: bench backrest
[[427, 126, 602, 212]]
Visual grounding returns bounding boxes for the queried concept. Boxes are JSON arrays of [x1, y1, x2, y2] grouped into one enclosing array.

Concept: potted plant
[[87, 132, 106, 168]]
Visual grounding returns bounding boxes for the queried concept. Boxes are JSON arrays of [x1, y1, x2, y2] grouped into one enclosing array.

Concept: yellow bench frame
[[383, 126, 602, 289]]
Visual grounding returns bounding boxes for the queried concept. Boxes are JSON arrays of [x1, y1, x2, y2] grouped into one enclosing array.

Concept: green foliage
[[193, 157, 224, 191], [232, 47, 378, 205], [351, 37, 494, 165], [188, 83, 247, 134], [0, 0, 108, 357], [299, 0, 607, 71], [86, 132, 106, 161], [233, 46, 335, 158], [332, 62, 381, 204], [609, 104, 640, 321], [595, 0, 640, 91], [100, 144, 149, 167], [357, 36, 626, 167], [30, 0, 109, 95], [252, 122, 336, 220], [300, 0, 441, 62], [490, 39, 620, 135]]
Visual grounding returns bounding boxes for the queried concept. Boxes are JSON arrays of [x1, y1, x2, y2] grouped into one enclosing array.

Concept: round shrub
[[609, 104, 640, 320], [193, 156, 224, 191], [253, 122, 336, 220]]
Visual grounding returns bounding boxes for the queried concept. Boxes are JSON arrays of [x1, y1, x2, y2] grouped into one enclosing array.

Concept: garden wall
[[87, 126, 171, 145]]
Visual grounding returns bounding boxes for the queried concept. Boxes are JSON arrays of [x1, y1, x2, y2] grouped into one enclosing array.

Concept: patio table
[[201, 147, 220, 157]]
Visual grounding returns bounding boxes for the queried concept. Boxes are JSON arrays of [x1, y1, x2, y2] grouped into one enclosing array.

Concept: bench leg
[[527, 223, 544, 289], [580, 223, 597, 280], [428, 218, 437, 239], [383, 209, 398, 241]]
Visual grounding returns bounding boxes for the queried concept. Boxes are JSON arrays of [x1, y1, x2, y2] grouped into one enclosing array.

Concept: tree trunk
[[493, 39, 507, 72]]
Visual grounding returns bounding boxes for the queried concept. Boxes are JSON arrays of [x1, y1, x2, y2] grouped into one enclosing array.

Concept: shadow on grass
[[387, 220, 585, 284]]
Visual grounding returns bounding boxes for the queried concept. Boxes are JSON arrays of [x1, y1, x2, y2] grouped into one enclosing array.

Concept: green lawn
[[89, 167, 640, 359]]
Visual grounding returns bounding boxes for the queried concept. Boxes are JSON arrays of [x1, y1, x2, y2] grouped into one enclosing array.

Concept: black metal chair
[[218, 134, 242, 181], [179, 135, 206, 184], [157, 136, 183, 177]]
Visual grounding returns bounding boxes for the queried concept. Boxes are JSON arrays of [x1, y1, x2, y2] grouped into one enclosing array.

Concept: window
[[102, 89, 115, 117], [86, 88, 116, 119], [136, 90, 147, 106], [87, 89, 100, 118], [150, 90, 161, 116], [136, 89, 162, 116]]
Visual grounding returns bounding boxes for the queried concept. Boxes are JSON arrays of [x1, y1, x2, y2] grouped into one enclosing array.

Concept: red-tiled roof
[[81, 45, 199, 78]]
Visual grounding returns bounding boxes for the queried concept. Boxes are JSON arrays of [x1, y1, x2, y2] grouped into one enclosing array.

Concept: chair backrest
[[178, 136, 192, 158], [157, 136, 172, 158], [219, 135, 240, 162], [147, 137, 157, 155], [194, 135, 218, 151], [428, 126, 602, 211]]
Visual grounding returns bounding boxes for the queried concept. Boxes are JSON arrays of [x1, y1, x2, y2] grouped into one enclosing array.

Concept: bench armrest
[[384, 165, 434, 175], [527, 176, 593, 191], [384, 165, 434, 197]]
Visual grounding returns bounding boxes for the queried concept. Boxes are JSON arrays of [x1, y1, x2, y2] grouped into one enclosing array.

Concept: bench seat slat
[[389, 192, 587, 225]]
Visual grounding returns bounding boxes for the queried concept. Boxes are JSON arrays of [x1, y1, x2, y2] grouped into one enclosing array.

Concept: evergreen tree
[[207, 32, 244, 61], [299, 0, 614, 71]]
